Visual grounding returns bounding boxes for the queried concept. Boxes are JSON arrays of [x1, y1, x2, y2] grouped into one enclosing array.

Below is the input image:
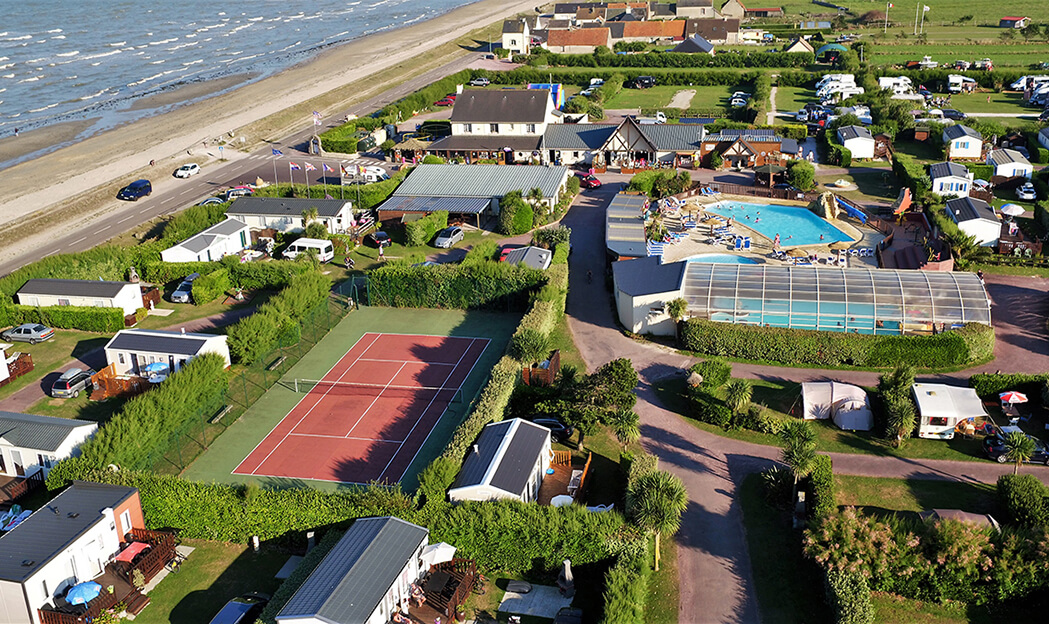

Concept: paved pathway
[[561, 183, 1049, 623]]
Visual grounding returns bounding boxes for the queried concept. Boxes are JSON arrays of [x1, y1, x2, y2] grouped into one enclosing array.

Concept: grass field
[[815, 168, 901, 205], [181, 306, 519, 491], [603, 84, 734, 109], [949, 91, 1036, 115], [835, 475, 998, 518], [767, 0, 1049, 26], [774, 86, 815, 116]]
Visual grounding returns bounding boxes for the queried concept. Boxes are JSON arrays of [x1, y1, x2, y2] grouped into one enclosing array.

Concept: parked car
[[1040, 109, 1049, 123], [773, 183, 799, 192], [369, 231, 391, 247], [941, 109, 967, 120], [51, 367, 96, 399], [171, 272, 200, 304], [575, 173, 602, 189], [498, 244, 520, 261], [198, 197, 226, 206], [1, 323, 55, 344], [226, 186, 254, 200], [1017, 182, 1037, 201], [208, 593, 270, 624], [174, 163, 201, 178], [983, 432, 1049, 465], [580, 88, 596, 97], [1015, 145, 1031, 159], [629, 76, 656, 89], [469, 77, 490, 87], [530, 416, 574, 443], [434, 96, 456, 106], [117, 179, 152, 201], [434, 226, 464, 248]]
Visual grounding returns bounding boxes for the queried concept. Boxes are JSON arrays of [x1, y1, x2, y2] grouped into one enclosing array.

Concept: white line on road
[[159, 197, 174, 204], [117, 215, 133, 224], [69, 237, 87, 246], [139, 207, 151, 214], [95, 226, 110, 234]]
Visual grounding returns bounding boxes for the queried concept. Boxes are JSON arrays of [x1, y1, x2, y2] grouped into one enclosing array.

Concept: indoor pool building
[[613, 258, 992, 336]]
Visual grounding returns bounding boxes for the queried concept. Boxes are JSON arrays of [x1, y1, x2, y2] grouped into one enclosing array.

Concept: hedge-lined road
[[562, 184, 1049, 623]]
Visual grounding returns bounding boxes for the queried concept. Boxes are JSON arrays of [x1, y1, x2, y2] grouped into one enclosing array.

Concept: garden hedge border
[[0, 304, 125, 333]]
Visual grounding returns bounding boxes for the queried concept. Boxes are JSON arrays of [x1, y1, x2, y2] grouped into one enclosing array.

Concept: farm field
[[949, 91, 1037, 115], [768, 0, 1049, 23], [774, 86, 815, 116]]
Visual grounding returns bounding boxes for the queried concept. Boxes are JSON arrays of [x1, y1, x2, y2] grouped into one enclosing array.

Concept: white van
[[282, 237, 334, 262]]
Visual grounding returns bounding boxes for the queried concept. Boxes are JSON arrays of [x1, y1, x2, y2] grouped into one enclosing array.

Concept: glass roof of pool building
[[681, 264, 991, 335]]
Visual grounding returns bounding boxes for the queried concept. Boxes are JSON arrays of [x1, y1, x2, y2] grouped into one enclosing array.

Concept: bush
[[191, 268, 229, 305], [602, 551, 650, 624], [970, 372, 1049, 399], [690, 359, 731, 390], [227, 312, 281, 365], [688, 390, 733, 428], [0, 245, 161, 302], [824, 570, 875, 624], [160, 202, 231, 246], [551, 242, 569, 265], [141, 261, 220, 285], [226, 268, 331, 364], [627, 170, 691, 197], [369, 262, 545, 310], [807, 454, 835, 518], [0, 304, 126, 333], [421, 154, 446, 164], [997, 473, 1049, 528], [510, 328, 550, 364], [403, 211, 449, 247], [680, 319, 994, 368], [787, 160, 816, 190], [567, 174, 581, 195]]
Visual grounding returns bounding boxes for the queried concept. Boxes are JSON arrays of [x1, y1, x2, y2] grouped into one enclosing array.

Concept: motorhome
[[947, 74, 976, 94], [281, 238, 335, 262], [816, 74, 855, 89], [878, 76, 913, 95]]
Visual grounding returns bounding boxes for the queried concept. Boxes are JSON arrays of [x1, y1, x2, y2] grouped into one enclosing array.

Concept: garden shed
[[912, 382, 988, 440], [801, 382, 873, 431]]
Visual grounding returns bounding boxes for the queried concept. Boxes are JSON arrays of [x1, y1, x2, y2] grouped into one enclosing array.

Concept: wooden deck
[[537, 452, 593, 506]]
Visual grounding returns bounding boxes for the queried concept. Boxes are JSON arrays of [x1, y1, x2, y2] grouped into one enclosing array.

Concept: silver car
[[1, 323, 55, 344], [434, 226, 464, 248], [51, 368, 96, 399]]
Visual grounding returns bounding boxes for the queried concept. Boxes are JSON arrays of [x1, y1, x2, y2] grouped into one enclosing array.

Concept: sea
[[0, 0, 479, 136]]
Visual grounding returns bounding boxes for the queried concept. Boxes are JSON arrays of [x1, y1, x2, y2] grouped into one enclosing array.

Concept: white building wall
[[947, 138, 982, 159], [842, 137, 875, 160], [992, 163, 1033, 178], [0, 346, 10, 384], [616, 287, 680, 336], [931, 176, 972, 197], [160, 227, 251, 263], [958, 220, 1002, 246], [16, 285, 142, 316], [104, 336, 230, 376], [0, 579, 31, 624]]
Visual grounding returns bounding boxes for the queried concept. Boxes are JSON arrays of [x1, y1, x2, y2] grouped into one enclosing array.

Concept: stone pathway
[[668, 89, 696, 109]]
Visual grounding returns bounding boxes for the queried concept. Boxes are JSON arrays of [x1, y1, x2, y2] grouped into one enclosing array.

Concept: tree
[[610, 407, 641, 449], [666, 298, 688, 322], [627, 470, 688, 571], [724, 379, 753, 416], [301, 206, 319, 224], [304, 221, 329, 240], [1000, 29, 1016, 42], [787, 160, 815, 190], [1004, 431, 1036, 475], [884, 394, 916, 447], [380, 138, 396, 156], [780, 420, 818, 502]]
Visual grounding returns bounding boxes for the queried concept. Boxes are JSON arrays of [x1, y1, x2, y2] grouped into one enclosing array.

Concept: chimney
[[181, 327, 186, 335], [472, 444, 480, 455]]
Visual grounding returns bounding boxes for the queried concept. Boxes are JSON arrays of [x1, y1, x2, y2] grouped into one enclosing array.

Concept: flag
[[314, 118, 322, 126], [322, 163, 334, 173], [923, 4, 930, 10], [325, 193, 334, 200], [304, 162, 317, 171], [887, 2, 893, 6], [340, 164, 349, 177], [312, 111, 320, 117], [271, 148, 283, 156], [289, 162, 301, 171]]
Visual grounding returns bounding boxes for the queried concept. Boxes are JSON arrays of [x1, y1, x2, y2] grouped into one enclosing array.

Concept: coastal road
[[0, 51, 483, 277]]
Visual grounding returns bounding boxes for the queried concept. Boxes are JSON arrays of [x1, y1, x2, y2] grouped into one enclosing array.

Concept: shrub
[[369, 262, 545, 310], [159, 202, 230, 245], [304, 221, 329, 240], [997, 473, 1049, 528], [567, 175, 581, 195], [807, 454, 835, 518], [602, 551, 650, 624], [627, 170, 690, 197], [824, 570, 875, 624], [970, 372, 1049, 399], [227, 312, 281, 364], [787, 160, 816, 190], [421, 154, 445, 164], [510, 328, 550, 364], [534, 225, 571, 249], [141, 261, 220, 285], [190, 268, 229, 305], [0, 245, 161, 301], [403, 211, 449, 246], [690, 360, 731, 390], [688, 390, 733, 428], [551, 242, 569, 265], [1, 305, 126, 333], [511, 200, 535, 234]]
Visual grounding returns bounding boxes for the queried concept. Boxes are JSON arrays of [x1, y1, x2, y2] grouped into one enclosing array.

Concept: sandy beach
[[0, 0, 537, 264]]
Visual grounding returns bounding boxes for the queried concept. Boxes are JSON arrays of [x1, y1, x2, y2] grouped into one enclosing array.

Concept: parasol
[[66, 582, 102, 606], [551, 495, 574, 507], [999, 391, 1028, 404]]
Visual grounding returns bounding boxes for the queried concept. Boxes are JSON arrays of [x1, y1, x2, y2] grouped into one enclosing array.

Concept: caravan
[[947, 74, 976, 94], [816, 74, 855, 89], [281, 238, 335, 262], [878, 76, 913, 95]]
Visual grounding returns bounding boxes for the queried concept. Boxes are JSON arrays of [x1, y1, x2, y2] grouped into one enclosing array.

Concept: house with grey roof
[[606, 193, 651, 260], [276, 517, 429, 624], [16, 279, 143, 317], [428, 89, 561, 165], [103, 328, 230, 376], [836, 125, 875, 159], [612, 255, 688, 335], [0, 411, 96, 481], [542, 124, 619, 165], [383, 164, 570, 217], [699, 127, 794, 168], [649, 1, 677, 19], [501, 18, 531, 55], [672, 34, 715, 54], [0, 482, 144, 624], [986, 148, 1033, 179], [929, 161, 974, 198], [448, 419, 553, 502], [503, 246, 553, 271], [942, 124, 983, 160], [946, 196, 1002, 246], [684, 17, 740, 43], [226, 197, 354, 234], [676, 0, 719, 19], [160, 217, 252, 263]]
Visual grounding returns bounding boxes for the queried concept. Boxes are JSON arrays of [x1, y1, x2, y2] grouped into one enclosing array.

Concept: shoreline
[[0, 0, 535, 238]]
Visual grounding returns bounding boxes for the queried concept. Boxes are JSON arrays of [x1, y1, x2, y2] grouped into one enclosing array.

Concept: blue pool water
[[704, 201, 852, 247], [685, 254, 761, 264]]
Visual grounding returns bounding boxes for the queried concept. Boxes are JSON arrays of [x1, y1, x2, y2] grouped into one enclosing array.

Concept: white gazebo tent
[[912, 383, 988, 440], [801, 382, 873, 431]]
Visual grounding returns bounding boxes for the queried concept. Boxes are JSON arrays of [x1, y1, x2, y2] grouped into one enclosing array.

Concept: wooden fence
[[91, 364, 148, 401], [521, 350, 560, 387], [0, 352, 33, 389], [0, 471, 44, 503]]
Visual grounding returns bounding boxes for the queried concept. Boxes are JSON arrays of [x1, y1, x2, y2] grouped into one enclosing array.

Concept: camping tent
[[801, 382, 873, 431], [912, 383, 988, 440]]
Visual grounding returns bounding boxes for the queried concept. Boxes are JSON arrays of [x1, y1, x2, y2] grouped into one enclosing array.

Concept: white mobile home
[[103, 329, 231, 376], [836, 125, 875, 160], [929, 162, 974, 198], [943, 125, 983, 160], [226, 197, 354, 234], [913, 383, 989, 440], [986, 148, 1033, 179], [16, 279, 143, 317], [0, 411, 97, 480], [160, 217, 252, 263], [448, 419, 552, 503], [946, 196, 1001, 246], [612, 255, 687, 337]]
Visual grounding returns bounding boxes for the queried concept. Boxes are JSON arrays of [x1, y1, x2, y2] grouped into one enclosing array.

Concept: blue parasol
[[66, 581, 102, 605]]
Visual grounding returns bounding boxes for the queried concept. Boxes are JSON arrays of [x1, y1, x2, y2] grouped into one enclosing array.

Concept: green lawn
[[134, 539, 286, 624], [339, 227, 490, 272], [135, 291, 269, 331], [0, 330, 110, 401], [774, 86, 815, 117], [604, 85, 734, 110], [815, 169, 902, 205], [835, 475, 998, 518], [949, 91, 1036, 116], [28, 393, 129, 423], [893, 138, 946, 164], [646, 538, 679, 624]]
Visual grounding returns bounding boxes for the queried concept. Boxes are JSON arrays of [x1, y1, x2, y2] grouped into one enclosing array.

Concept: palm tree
[[724, 379, 753, 416], [627, 471, 688, 571], [301, 206, 319, 225], [780, 420, 818, 502], [1004, 431, 1036, 475], [610, 407, 641, 449]]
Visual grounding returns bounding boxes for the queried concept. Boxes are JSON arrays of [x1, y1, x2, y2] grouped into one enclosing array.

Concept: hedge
[[807, 454, 835, 519], [962, 162, 994, 181], [602, 550, 650, 624], [45, 460, 415, 543], [824, 570, 875, 624], [227, 268, 331, 364], [551, 242, 569, 266], [140, 261, 220, 285], [0, 304, 125, 333], [191, 268, 230, 305], [530, 50, 814, 70], [77, 353, 230, 471], [689, 360, 731, 390], [369, 262, 546, 310], [0, 244, 160, 301], [970, 372, 1049, 399], [259, 529, 343, 624], [403, 211, 448, 247], [160, 202, 231, 246], [375, 69, 472, 123], [997, 474, 1049, 529], [680, 319, 994, 368]]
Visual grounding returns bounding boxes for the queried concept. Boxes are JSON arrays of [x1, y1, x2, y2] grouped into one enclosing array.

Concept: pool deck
[[662, 195, 885, 267]]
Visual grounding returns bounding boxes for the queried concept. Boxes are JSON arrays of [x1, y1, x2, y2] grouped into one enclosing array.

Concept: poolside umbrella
[[999, 203, 1025, 222], [999, 391, 1028, 404], [829, 241, 852, 251], [786, 248, 807, 257], [66, 582, 102, 606]]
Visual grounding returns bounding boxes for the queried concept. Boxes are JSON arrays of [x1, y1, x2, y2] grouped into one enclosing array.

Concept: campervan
[[947, 74, 976, 94], [878, 76, 913, 95], [281, 238, 335, 262], [816, 74, 855, 89]]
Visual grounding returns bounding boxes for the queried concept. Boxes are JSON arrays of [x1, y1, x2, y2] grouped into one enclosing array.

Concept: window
[[527, 124, 536, 133], [94, 299, 106, 307], [464, 123, 472, 133], [120, 509, 132, 536], [42, 579, 49, 599], [118, 353, 125, 365], [960, 141, 969, 149], [490, 123, 499, 133], [928, 416, 949, 427], [58, 298, 71, 306]]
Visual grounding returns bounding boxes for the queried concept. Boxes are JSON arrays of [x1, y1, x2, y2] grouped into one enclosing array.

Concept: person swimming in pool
[[819, 234, 824, 241]]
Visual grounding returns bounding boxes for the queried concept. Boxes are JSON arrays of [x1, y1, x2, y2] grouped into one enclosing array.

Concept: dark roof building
[[943, 124, 981, 141], [17, 279, 132, 299], [606, 193, 650, 259], [448, 419, 553, 502], [684, 17, 740, 42], [502, 19, 527, 33], [929, 161, 970, 180], [672, 34, 715, 53], [612, 255, 688, 296], [945, 196, 997, 224], [105, 329, 223, 357], [276, 517, 429, 624], [451, 90, 552, 124], [503, 246, 553, 270], [0, 411, 96, 453], [837, 125, 872, 142], [226, 197, 351, 218], [543, 124, 620, 150]]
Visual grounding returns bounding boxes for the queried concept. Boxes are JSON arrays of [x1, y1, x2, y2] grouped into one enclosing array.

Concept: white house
[[448, 89, 559, 137], [448, 419, 552, 503], [0, 411, 97, 480], [836, 125, 875, 160], [945, 196, 1001, 246], [942, 124, 983, 160], [929, 161, 974, 198], [801, 382, 873, 431], [678, 0, 719, 19], [503, 246, 553, 271], [226, 197, 354, 234], [16, 279, 143, 317], [501, 18, 531, 55], [0, 482, 144, 624], [276, 517, 429, 624], [160, 217, 253, 263], [612, 255, 688, 336], [103, 328, 231, 376], [986, 148, 1033, 179], [912, 383, 989, 440], [1038, 127, 1049, 152]]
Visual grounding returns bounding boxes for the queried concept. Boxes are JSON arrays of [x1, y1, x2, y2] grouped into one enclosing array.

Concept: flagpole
[[914, 2, 919, 34], [272, 156, 278, 187], [920, 5, 926, 34], [884, 1, 890, 33]]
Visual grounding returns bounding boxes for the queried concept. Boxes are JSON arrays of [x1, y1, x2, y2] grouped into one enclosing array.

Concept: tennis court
[[233, 332, 489, 485]]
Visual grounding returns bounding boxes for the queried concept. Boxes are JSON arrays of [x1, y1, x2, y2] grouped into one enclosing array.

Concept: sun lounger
[[743, 237, 751, 251], [734, 238, 744, 251]]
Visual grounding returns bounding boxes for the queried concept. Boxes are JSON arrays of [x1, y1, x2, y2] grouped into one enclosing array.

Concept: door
[[130, 353, 139, 375], [10, 450, 23, 476]]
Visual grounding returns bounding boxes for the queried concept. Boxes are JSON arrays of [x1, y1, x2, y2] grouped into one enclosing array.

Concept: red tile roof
[[547, 28, 612, 48]]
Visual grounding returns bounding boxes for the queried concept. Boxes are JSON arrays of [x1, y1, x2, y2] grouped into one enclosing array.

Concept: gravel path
[[668, 89, 696, 109]]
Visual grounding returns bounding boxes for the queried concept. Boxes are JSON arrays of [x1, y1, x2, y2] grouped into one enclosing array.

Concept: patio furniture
[[567, 470, 583, 496], [426, 570, 451, 595]]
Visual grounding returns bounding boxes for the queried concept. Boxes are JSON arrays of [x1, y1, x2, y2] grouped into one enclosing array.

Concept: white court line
[[232, 332, 381, 475], [282, 432, 403, 444], [356, 357, 456, 365], [342, 362, 407, 436]]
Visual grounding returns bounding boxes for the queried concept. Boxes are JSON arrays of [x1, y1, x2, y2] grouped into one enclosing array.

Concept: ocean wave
[[150, 60, 165, 64], [26, 58, 48, 65], [80, 89, 109, 100], [47, 29, 62, 33], [166, 41, 199, 51], [0, 64, 12, 71], [182, 59, 204, 66], [228, 23, 253, 34], [226, 53, 260, 65], [127, 72, 166, 87], [248, 16, 264, 21], [279, 41, 302, 52], [2, 35, 32, 42], [18, 76, 42, 83], [29, 103, 58, 112], [107, 41, 126, 47], [82, 49, 121, 61], [56, 51, 79, 58], [149, 38, 178, 46]]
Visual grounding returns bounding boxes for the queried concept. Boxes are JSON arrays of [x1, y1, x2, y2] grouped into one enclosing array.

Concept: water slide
[[835, 196, 867, 224]]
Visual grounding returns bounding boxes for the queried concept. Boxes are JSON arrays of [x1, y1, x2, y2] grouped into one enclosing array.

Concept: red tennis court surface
[[233, 333, 489, 484]]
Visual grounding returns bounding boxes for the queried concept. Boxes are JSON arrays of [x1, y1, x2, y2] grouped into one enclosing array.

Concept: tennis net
[[289, 379, 462, 403]]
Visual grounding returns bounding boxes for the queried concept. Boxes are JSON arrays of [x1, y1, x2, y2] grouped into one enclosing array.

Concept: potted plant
[[454, 606, 467, 622]]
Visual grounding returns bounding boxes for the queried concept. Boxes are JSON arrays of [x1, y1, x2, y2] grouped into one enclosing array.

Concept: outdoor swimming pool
[[704, 201, 852, 247], [684, 254, 761, 264]]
